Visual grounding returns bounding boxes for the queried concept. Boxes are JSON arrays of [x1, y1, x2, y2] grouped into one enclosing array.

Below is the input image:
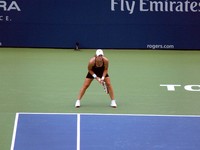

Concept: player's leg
[[75, 78, 93, 107], [104, 77, 117, 108]]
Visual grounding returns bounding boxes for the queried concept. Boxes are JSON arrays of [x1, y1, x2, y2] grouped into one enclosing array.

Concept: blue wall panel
[[0, 0, 200, 49]]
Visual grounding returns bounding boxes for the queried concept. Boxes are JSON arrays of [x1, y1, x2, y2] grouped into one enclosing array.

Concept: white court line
[[15, 112, 200, 118], [16, 112, 78, 115], [10, 113, 19, 150], [78, 113, 200, 118], [77, 114, 81, 150]]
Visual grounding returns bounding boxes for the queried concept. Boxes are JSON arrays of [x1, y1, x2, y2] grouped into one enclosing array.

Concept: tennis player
[[75, 49, 117, 108]]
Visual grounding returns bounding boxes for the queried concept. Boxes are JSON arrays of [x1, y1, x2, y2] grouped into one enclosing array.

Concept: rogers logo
[[0, 1, 21, 11]]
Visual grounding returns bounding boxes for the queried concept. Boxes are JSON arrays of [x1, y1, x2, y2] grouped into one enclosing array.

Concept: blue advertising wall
[[0, 0, 200, 49]]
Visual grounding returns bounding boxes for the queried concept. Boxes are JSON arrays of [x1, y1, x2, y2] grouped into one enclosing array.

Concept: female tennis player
[[75, 49, 117, 108]]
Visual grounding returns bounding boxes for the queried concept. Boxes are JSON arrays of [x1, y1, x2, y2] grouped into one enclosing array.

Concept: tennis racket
[[102, 81, 109, 94]]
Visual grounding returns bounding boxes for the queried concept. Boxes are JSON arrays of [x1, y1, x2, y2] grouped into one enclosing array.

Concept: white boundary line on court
[[15, 112, 200, 118], [10, 113, 19, 150], [77, 114, 81, 150]]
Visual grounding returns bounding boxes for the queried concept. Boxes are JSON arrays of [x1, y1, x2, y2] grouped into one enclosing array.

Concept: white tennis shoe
[[110, 100, 117, 108], [75, 100, 80, 108]]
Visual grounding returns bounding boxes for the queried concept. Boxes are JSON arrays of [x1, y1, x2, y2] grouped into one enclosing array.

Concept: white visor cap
[[96, 49, 104, 56]]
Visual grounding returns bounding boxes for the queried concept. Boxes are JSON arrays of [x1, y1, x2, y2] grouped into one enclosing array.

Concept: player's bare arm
[[102, 57, 109, 80], [88, 57, 95, 75]]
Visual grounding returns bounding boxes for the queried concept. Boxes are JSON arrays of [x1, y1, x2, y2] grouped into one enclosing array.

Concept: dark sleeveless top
[[86, 58, 109, 78]]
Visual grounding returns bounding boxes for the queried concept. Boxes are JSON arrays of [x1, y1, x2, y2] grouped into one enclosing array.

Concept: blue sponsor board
[[0, 0, 200, 49]]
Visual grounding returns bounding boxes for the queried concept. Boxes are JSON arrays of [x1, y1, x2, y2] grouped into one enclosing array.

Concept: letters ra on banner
[[111, 0, 200, 14], [0, 1, 21, 22]]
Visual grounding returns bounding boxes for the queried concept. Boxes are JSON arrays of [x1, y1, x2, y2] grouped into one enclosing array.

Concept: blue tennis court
[[11, 113, 200, 150]]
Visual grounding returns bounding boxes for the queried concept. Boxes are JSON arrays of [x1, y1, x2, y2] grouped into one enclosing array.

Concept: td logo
[[160, 84, 200, 92]]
